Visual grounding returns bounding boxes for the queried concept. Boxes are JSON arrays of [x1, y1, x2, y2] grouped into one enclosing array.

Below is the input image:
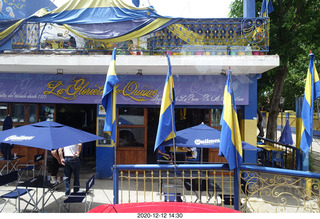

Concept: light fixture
[[136, 69, 142, 75], [57, 69, 63, 75], [220, 69, 226, 75]]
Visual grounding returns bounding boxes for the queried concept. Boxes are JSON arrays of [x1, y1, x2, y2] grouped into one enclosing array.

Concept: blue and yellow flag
[[154, 53, 176, 151], [260, 0, 274, 17], [102, 47, 119, 142], [300, 53, 320, 154], [219, 69, 243, 170]]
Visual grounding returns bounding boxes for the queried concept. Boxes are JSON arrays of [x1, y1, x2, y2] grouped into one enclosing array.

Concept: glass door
[[116, 107, 147, 164]]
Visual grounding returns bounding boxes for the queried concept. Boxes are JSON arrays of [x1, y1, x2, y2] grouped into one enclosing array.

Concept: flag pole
[[167, 52, 178, 200], [229, 67, 241, 210]]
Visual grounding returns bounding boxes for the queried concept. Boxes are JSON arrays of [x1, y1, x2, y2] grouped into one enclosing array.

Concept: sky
[[50, 0, 234, 18]]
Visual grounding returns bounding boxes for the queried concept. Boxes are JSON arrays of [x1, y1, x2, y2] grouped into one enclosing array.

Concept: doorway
[[146, 108, 217, 164], [56, 104, 97, 170]]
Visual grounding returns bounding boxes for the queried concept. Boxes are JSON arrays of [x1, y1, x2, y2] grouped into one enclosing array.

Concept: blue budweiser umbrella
[[159, 123, 256, 150], [0, 120, 104, 211], [0, 121, 104, 150]]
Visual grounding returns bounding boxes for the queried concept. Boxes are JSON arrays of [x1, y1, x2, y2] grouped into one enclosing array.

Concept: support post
[[113, 166, 119, 204], [243, 0, 256, 17]]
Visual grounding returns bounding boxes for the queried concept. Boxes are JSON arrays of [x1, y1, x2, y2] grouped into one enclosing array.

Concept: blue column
[[96, 146, 114, 178], [243, 0, 256, 17]]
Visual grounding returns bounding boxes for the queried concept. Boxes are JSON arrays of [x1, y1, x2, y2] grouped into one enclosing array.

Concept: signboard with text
[[0, 73, 249, 105]]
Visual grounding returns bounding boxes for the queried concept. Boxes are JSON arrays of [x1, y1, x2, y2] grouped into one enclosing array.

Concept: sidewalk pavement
[[0, 168, 114, 213]]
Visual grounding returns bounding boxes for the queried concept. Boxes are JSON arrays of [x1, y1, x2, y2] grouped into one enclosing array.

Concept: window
[[0, 104, 7, 122], [39, 105, 55, 121], [118, 107, 145, 148], [11, 104, 25, 123]]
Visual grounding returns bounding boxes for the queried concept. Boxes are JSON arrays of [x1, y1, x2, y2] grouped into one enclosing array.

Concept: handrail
[[257, 136, 296, 149], [240, 164, 320, 179], [114, 163, 320, 179]]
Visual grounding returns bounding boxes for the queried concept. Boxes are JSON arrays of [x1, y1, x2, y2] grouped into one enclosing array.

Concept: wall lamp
[[220, 69, 226, 76], [57, 69, 63, 75], [136, 69, 142, 75]]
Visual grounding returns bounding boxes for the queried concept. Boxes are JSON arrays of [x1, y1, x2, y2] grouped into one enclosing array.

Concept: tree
[[230, 0, 320, 141]]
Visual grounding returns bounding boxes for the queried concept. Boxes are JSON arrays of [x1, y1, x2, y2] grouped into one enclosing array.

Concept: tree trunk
[[266, 65, 288, 140], [257, 108, 264, 137]]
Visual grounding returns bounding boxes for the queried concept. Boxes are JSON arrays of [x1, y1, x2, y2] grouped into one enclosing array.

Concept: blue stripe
[[219, 69, 243, 170], [101, 48, 119, 141], [300, 53, 320, 154]]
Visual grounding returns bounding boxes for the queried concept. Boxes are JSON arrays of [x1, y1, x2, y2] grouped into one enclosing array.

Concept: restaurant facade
[[0, 0, 279, 178]]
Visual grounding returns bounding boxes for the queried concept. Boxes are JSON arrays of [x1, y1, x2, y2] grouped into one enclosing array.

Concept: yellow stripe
[[223, 86, 242, 157], [159, 75, 174, 115], [112, 88, 116, 124], [107, 60, 116, 77], [296, 117, 303, 149], [168, 24, 205, 45], [96, 145, 115, 148], [164, 131, 175, 141], [314, 64, 319, 83], [305, 68, 312, 105], [0, 19, 24, 40], [64, 18, 171, 43], [52, 0, 153, 14]]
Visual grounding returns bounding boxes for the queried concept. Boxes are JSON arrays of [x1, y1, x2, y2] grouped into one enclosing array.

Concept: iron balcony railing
[[113, 164, 320, 213], [7, 17, 270, 55]]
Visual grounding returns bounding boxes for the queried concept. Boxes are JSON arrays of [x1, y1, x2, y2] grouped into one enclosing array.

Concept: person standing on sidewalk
[[58, 143, 82, 195]]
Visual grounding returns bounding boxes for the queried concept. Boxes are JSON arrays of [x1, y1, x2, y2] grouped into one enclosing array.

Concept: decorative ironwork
[[114, 164, 320, 213], [7, 17, 270, 55], [240, 170, 320, 213]]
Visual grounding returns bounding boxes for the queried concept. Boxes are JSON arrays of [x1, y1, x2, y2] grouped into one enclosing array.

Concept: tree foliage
[[229, 0, 320, 140]]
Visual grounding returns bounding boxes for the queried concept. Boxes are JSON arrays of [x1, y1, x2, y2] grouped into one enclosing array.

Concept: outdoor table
[[17, 175, 66, 212], [0, 155, 24, 175]]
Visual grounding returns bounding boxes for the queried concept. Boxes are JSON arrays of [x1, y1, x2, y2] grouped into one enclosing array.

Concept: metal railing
[[5, 17, 270, 55], [113, 164, 320, 213]]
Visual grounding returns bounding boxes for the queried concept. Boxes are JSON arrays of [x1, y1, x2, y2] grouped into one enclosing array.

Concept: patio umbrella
[[279, 120, 293, 145], [0, 120, 104, 212], [158, 123, 257, 163], [159, 123, 256, 150], [0, 120, 104, 180], [0, 121, 104, 150]]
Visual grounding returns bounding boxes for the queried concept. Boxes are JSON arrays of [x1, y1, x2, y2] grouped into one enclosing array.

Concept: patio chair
[[59, 174, 95, 212], [272, 150, 285, 168], [0, 170, 35, 213], [18, 153, 44, 181]]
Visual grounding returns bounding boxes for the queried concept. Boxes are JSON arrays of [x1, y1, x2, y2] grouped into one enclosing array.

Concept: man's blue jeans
[[64, 157, 81, 195]]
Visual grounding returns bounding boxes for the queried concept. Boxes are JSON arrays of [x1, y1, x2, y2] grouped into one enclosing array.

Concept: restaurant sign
[[0, 73, 249, 105]]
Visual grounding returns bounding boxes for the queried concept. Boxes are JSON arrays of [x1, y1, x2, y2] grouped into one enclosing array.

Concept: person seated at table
[[58, 143, 82, 195], [185, 147, 198, 159], [157, 146, 172, 164]]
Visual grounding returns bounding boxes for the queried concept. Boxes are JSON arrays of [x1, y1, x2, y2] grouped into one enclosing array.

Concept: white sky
[[51, 0, 234, 18]]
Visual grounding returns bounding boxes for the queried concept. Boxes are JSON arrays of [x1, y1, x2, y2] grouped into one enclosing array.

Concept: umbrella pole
[[42, 151, 48, 212]]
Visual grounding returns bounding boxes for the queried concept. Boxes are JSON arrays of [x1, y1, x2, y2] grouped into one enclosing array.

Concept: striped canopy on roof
[[0, 0, 179, 46]]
